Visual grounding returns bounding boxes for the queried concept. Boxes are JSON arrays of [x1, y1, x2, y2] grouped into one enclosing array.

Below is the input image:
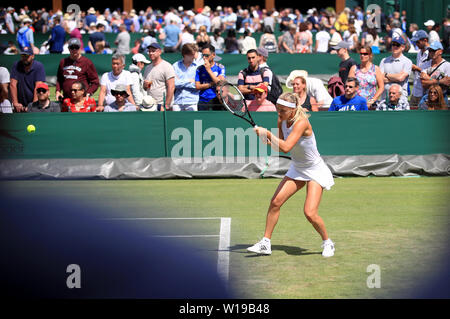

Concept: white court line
[[107, 217, 232, 284], [151, 235, 219, 238]]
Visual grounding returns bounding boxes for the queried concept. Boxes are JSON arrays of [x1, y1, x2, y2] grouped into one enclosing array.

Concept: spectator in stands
[[172, 43, 199, 111], [410, 30, 431, 108], [289, 72, 318, 111], [237, 49, 270, 100], [379, 36, 412, 100], [69, 21, 85, 51], [314, 25, 330, 53], [3, 41, 19, 55], [240, 29, 257, 54], [420, 41, 450, 104], [224, 29, 239, 54], [328, 27, 342, 52], [246, 83, 276, 111], [5, 7, 16, 34], [85, 7, 97, 31], [256, 47, 274, 91], [141, 30, 158, 52], [62, 81, 96, 112], [333, 41, 356, 84], [26, 82, 60, 112], [329, 77, 368, 111], [115, 24, 130, 55], [129, 53, 151, 107], [97, 54, 135, 111], [210, 29, 225, 54], [418, 84, 448, 110], [424, 20, 441, 44], [48, 16, 66, 53], [343, 24, 358, 52], [104, 84, 137, 112], [55, 38, 99, 101], [180, 26, 196, 48], [286, 70, 333, 109], [195, 44, 226, 110], [0, 66, 12, 113], [10, 46, 46, 112], [143, 42, 176, 111], [87, 23, 106, 54], [280, 23, 296, 54], [160, 19, 181, 53], [295, 22, 312, 53], [334, 7, 350, 32], [376, 84, 410, 111], [259, 25, 278, 53], [365, 28, 380, 53], [223, 7, 237, 30], [348, 46, 384, 109], [196, 25, 210, 49], [16, 17, 36, 53]]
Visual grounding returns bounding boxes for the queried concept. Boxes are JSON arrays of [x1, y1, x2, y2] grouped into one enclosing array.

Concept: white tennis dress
[[282, 120, 334, 190]]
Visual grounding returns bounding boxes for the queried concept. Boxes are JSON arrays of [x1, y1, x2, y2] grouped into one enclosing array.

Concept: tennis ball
[[27, 124, 36, 133]]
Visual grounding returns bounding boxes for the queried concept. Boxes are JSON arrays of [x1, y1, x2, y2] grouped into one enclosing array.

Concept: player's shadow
[[228, 244, 321, 257]]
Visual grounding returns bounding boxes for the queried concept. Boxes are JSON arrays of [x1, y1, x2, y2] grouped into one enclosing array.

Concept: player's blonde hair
[[277, 92, 310, 123]]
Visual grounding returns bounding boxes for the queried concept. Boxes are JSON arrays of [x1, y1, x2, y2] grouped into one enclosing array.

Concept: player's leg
[[303, 180, 335, 257], [264, 176, 306, 239], [248, 176, 305, 255]]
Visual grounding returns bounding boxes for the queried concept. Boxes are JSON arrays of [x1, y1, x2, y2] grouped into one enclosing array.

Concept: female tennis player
[[247, 92, 335, 257]]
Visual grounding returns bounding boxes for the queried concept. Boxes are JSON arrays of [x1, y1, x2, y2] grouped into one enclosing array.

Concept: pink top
[[69, 28, 84, 50], [246, 99, 277, 112]]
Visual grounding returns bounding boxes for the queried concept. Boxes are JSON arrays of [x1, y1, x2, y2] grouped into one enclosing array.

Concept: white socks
[[262, 237, 271, 243], [323, 238, 333, 245]]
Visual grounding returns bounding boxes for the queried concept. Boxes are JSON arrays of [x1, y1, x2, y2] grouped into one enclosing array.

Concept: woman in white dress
[[247, 92, 335, 257]]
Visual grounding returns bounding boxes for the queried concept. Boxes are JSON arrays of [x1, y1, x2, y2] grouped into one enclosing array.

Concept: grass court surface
[[4, 176, 449, 298]]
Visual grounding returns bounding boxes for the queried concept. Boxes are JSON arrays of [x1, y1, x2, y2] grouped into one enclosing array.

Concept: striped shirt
[[237, 66, 271, 100]]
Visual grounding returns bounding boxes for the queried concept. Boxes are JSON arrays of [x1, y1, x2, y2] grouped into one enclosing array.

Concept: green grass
[[3, 177, 449, 298]]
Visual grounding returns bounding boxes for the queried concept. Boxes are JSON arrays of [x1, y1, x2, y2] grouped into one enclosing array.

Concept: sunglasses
[[392, 43, 401, 47], [344, 85, 355, 88], [112, 91, 128, 97], [69, 46, 80, 50], [429, 91, 438, 95], [202, 54, 211, 57], [360, 52, 369, 56], [36, 88, 48, 94], [71, 88, 83, 92]]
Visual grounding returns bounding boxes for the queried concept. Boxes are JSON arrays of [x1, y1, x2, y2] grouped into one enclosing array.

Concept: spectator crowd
[[0, 5, 449, 114]]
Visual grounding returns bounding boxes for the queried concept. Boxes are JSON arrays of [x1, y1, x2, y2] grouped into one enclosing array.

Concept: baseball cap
[[424, 20, 435, 27], [257, 47, 268, 58], [411, 30, 428, 42], [132, 53, 150, 64], [36, 82, 49, 91], [429, 41, 444, 51], [254, 83, 268, 94], [148, 42, 162, 50], [68, 38, 81, 48], [20, 46, 33, 55], [391, 36, 405, 45], [332, 41, 351, 50]]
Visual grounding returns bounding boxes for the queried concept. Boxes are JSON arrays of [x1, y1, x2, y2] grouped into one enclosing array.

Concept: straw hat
[[140, 96, 158, 112], [286, 70, 309, 89]]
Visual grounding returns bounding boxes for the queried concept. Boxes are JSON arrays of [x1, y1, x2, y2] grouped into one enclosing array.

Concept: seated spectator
[[224, 29, 239, 54], [246, 84, 276, 111], [104, 84, 137, 112], [328, 27, 343, 53], [0, 66, 12, 113], [279, 23, 297, 54], [286, 70, 333, 108], [27, 83, 60, 112], [129, 53, 151, 107], [210, 29, 225, 54], [87, 23, 106, 54], [418, 84, 448, 110], [376, 84, 410, 111], [259, 25, 278, 53], [94, 41, 108, 54], [3, 41, 19, 55], [314, 25, 330, 53], [329, 77, 368, 111], [196, 25, 210, 49], [290, 73, 318, 112], [62, 81, 96, 113], [420, 41, 450, 101], [240, 29, 257, 54]]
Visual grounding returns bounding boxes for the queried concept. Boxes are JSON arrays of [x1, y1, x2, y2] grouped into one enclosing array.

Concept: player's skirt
[[285, 158, 335, 190]]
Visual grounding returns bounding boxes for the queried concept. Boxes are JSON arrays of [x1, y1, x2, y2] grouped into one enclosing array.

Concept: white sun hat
[[286, 70, 309, 89]]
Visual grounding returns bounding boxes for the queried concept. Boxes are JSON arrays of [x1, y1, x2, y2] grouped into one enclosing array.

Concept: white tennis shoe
[[322, 240, 335, 257], [247, 239, 272, 255]]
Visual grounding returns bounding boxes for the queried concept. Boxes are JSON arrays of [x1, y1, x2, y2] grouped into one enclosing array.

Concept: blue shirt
[[329, 95, 368, 111], [163, 25, 181, 48], [10, 60, 46, 106], [85, 14, 97, 27], [173, 60, 199, 105], [49, 24, 66, 53], [195, 63, 226, 102]]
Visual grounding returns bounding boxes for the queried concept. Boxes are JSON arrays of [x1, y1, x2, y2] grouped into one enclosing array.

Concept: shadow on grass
[[228, 244, 322, 257]]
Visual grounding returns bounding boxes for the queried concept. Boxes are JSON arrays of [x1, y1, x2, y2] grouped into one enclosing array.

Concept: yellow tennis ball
[[27, 124, 36, 133]]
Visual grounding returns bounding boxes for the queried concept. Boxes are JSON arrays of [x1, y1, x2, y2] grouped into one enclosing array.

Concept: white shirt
[[315, 31, 331, 53], [412, 49, 431, 97], [100, 70, 133, 106], [180, 31, 195, 47], [429, 30, 440, 44], [306, 77, 333, 107]]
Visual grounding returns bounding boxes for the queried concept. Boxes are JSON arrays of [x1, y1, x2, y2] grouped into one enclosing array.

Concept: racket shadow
[[228, 244, 321, 256]]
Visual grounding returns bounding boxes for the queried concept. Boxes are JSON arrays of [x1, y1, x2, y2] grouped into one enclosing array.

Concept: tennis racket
[[217, 82, 258, 128]]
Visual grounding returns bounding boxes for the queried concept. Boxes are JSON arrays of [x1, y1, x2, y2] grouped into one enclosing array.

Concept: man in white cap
[[129, 53, 151, 107], [420, 41, 450, 99], [424, 20, 440, 43]]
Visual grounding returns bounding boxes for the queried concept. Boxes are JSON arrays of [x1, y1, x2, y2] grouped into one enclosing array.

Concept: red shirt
[[62, 97, 97, 113], [56, 56, 100, 99]]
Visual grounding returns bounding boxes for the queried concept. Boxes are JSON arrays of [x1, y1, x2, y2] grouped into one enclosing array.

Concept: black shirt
[[339, 57, 357, 83]]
